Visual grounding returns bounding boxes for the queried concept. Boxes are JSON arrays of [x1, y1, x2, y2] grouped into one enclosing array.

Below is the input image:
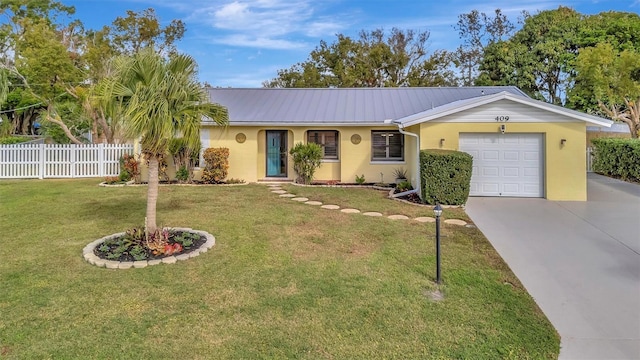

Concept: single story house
[[202, 87, 612, 201]]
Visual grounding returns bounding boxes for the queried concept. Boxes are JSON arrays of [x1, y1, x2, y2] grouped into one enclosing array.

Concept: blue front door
[[266, 131, 287, 177]]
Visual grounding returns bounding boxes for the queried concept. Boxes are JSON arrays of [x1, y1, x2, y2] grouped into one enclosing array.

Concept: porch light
[[433, 204, 443, 284], [561, 139, 567, 146]]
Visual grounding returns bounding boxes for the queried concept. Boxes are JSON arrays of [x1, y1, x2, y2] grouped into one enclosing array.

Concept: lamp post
[[433, 203, 442, 284]]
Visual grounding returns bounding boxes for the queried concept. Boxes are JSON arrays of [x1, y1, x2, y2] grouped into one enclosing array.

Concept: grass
[[0, 179, 559, 359]]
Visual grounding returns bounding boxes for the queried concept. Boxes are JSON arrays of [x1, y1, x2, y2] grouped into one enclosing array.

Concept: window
[[307, 130, 339, 160], [372, 131, 404, 161]]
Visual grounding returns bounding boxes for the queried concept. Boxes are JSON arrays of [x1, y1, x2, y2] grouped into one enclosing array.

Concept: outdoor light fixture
[[439, 138, 445, 147], [561, 139, 567, 146], [433, 203, 443, 284], [500, 124, 506, 134]]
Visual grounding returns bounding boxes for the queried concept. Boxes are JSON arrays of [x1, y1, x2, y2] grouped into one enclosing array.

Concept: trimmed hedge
[[591, 138, 640, 182], [420, 149, 473, 205]]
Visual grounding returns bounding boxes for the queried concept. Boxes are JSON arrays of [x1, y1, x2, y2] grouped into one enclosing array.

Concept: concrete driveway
[[465, 173, 640, 360]]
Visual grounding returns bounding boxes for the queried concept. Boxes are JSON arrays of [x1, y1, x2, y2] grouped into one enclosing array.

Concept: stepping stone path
[[321, 205, 340, 210], [445, 219, 468, 226], [341, 208, 361, 214], [363, 212, 383, 217], [264, 184, 469, 226]]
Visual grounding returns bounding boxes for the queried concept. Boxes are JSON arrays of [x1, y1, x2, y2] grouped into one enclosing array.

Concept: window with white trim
[[307, 130, 339, 160], [371, 131, 404, 161]]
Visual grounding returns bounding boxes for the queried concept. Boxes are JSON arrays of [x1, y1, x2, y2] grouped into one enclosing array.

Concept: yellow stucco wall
[[204, 125, 414, 184], [419, 122, 587, 201]]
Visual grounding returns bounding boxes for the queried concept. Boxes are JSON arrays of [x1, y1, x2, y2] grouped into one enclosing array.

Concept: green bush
[[0, 136, 29, 144], [592, 138, 640, 182], [420, 149, 473, 205], [289, 142, 323, 184], [202, 147, 229, 184], [169, 137, 200, 183]]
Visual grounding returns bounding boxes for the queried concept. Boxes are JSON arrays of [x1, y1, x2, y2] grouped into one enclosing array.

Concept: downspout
[[389, 119, 421, 198]]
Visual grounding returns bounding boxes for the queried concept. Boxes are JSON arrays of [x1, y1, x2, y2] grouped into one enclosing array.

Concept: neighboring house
[[202, 87, 612, 201]]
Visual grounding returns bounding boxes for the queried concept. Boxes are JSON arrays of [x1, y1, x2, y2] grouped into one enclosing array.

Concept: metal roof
[[206, 86, 528, 126]]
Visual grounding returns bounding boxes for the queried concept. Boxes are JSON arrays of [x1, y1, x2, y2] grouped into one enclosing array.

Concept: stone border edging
[[83, 227, 215, 269]]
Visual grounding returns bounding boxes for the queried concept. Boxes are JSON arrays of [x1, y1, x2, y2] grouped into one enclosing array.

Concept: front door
[[266, 130, 287, 177]]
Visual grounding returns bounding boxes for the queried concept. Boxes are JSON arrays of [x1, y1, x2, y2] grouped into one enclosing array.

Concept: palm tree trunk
[[146, 155, 159, 234]]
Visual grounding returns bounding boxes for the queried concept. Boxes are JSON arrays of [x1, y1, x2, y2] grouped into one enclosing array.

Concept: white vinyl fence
[[587, 147, 594, 172], [0, 143, 134, 179]]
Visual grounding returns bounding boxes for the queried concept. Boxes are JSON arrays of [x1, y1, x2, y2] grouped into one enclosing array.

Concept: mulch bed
[[93, 230, 207, 262]]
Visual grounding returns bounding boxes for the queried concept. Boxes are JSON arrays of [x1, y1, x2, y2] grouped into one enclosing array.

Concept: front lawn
[[0, 180, 559, 359]]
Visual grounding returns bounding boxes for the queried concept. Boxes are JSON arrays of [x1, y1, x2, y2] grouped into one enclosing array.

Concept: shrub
[[592, 138, 640, 182], [420, 149, 473, 205], [202, 147, 229, 183], [396, 180, 413, 193], [355, 174, 366, 184], [289, 142, 323, 184], [393, 168, 407, 180], [119, 154, 140, 183], [175, 166, 189, 182], [0, 136, 28, 144], [169, 137, 201, 183]]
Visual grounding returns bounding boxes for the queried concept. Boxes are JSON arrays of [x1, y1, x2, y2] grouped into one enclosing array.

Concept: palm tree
[[101, 49, 228, 233]]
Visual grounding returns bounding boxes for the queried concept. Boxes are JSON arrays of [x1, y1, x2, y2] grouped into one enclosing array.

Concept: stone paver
[[133, 261, 148, 269], [341, 208, 361, 214], [388, 214, 409, 220], [291, 197, 309, 202], [414, 216, 436, 223], [161, 256, 177, 264], [279, 193, 296, 197], [321, 204, 340, 210], [118, 262, 133, 269], [305, 201, 323, 205], [362, 212, 383, 217], [271, 190, 287, 194], [444, 219, 468, 226]]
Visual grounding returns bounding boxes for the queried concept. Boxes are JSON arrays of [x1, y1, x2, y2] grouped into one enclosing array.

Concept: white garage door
[[459, 133, 543, 197]]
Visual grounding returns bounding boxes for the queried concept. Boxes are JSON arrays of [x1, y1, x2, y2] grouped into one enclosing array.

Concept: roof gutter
[[388, 119, 421, 198]]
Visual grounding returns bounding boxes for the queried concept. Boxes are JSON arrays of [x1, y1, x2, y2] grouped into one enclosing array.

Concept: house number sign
[[495, 116, 510, 122]]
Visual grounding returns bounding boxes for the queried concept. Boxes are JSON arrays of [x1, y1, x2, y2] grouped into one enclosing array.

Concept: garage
[[459, 133, 544, 197]]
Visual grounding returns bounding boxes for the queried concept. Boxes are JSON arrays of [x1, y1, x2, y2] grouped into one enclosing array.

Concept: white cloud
[[213, 34, 308, 50], [183, 0, 347, 49]]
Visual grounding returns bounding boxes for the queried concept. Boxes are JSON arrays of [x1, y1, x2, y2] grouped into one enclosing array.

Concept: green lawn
[[0, 179, 559, 359]]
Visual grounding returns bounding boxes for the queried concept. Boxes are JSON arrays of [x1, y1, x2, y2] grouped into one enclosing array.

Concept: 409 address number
[[495, 116, 510, 122]]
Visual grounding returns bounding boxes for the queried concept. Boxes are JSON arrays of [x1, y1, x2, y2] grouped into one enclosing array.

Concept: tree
[[477, 6, 582, 104], [264, 28, 456, 88], [111, 8, 185, 55], [453, 9, 514, 86], [100, 49, 228, 233], [571, 43, 640, 137]]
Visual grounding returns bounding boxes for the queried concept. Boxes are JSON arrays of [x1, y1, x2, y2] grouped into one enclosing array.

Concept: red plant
[[163, 243, 183, 255]]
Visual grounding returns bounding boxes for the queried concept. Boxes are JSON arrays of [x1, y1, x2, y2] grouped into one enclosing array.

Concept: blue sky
[[65, 0, 639, 87]]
